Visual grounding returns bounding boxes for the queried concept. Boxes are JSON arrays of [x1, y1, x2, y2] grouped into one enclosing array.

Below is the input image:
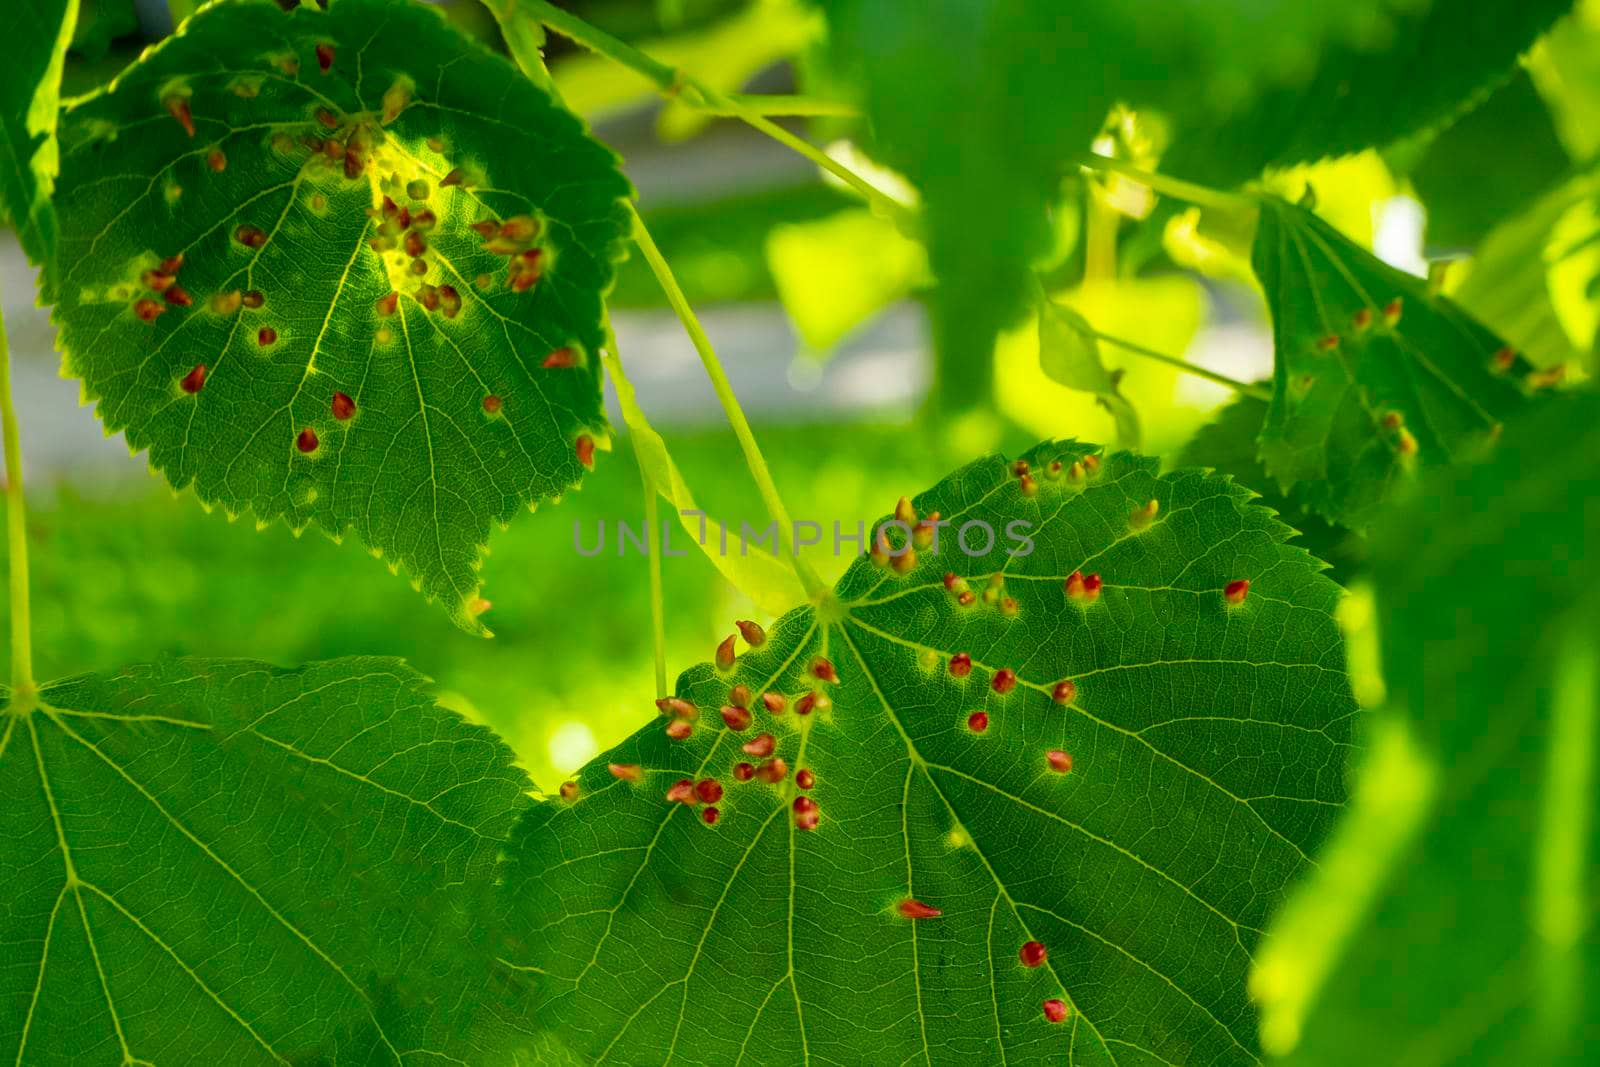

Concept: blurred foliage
[[1452, 167, 1600, 372], [1254, 390, 1600, 1065], [1403, 70, 1570, 251], [765, 205, 927, 354], [610, 181, 858, 306], [998, 275, 1209, 461], [553, 0, 821, 139]]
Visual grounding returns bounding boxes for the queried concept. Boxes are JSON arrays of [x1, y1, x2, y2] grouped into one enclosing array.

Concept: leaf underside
[[503, 441, 1358, 1065], [47, 0, 632, 633], [1253, 197, 1537, 530], [1261, 392, 1600, 1064], [0, 656, 532, 1065]]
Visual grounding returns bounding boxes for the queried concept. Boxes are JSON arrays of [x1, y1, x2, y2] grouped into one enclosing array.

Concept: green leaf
[[1251, 391, 1600, 1064], [1453, 168, 1600, 372], [1162, 0, 1577, 185], [0, 656, 532, 1063], [1176, 395, 1365, 586], [766, 206, 927, 356], [1403, 69, 1571, 250], [1252, 196, 1536, 529], [0, 0, 78, 286], [501, 441, 1358, 1063], [46, 0, 633, 634], [1036, 294, 1140, 450]]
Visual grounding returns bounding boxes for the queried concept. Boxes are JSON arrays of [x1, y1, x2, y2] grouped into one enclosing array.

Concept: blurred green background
[[4, 0, 1596, 789]]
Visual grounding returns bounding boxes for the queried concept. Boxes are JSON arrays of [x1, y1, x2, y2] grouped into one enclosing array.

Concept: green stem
[[1077, 153, 1256, 217], [603, 324, 670, 699], [0, 290, 36, 697], [626, 202, 828, 602], [1090, 327, 1271, 401], [512, 0, 911, 226]]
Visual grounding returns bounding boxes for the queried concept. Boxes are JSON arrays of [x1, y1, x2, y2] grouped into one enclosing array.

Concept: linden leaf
[[1252, 392, 1600, 1064], [46, 0, 632, 633], [1253, 196, 1539, 530], [0, 656, 532, 1064], [501, 442, 1358, 1064], [1177, 394, 1366, 585], [0, 0, 77, 285], [1036, 295, 1141, 450]]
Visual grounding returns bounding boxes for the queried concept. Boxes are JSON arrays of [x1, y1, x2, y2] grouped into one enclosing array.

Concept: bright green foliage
[[1036, 295, 1139, 449], [0, 656, 532, 1064], [1176, 395, 1363, 586], [0, 0, 77, 286], [1253, 197, 1534, 529], [1454, 167, 1600, 372], [46, 0, 632, 633], [1252, 392, 1599, 1064], [502, 441, 1357, 1064], [1164, 0, 1576, 183]]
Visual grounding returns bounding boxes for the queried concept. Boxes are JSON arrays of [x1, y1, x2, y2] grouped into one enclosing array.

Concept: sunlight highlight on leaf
[[46, 0, 632, 633]]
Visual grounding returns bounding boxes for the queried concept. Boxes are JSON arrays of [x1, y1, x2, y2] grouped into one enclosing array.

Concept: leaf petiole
[[626, 203, 829, 603], [0, 289, 35, 699], [1076, 153, 1257, 217], [505, 0, 911, 227]]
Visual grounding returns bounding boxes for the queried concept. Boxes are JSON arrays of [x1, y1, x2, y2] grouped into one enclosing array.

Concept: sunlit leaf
[[1036, 294, 1140, 449], [1, 0, 77, 285], [765, 206, 926, 355], [502, 440, 1357, 1064], [0, 656, 531, 1063], [1253, 196, 1536, 529], [46, 0, 632, 633], [1252, 391, 1600, 1064], [1453, 168, 1600, 372], [999, 277, 1207, 459]]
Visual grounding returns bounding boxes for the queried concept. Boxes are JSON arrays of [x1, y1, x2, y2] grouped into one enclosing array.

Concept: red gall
[[897, 899, 941, 920]]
